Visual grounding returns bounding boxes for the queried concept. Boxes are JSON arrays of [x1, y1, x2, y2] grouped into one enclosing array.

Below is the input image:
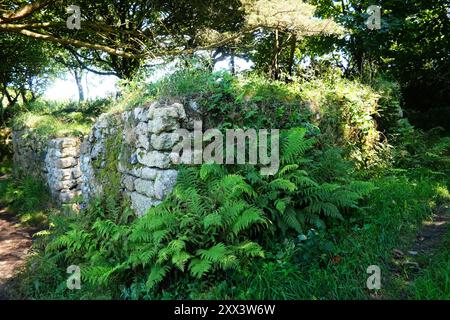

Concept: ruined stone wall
[[45, 138, 82, 204], [12, 131, 82, 204], [12, 129, 47, 178], [12, 101, 192, 215], [80, 101, 188, 215]]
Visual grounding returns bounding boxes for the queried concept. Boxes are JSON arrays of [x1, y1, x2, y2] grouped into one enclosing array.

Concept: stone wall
[[80, 101, 188, 215], [12, 129, 47, 178], [12, 131, 83, 205], [45, 138, 82, 204], [12, 101, 192, 216]]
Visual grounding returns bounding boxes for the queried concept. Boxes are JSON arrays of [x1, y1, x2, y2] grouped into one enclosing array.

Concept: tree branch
[[2, 27, 143, 59], [0, 0, 58, 23]]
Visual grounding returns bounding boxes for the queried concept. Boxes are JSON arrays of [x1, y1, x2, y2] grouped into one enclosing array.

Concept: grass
[[10, 99, 111, 139], [212, 175, 447, 300], [12, 113, 91, 138], [410, 230, 450, 300], [0, 161, 52, 229]]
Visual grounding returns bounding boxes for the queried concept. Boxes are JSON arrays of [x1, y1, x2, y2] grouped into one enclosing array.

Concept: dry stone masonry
[[45, 138, 82, 204], [12, 131, 82, 204], [13, 101, 193, 216]]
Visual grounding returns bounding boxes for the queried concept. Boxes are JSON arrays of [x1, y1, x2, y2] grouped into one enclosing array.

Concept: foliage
[[409, 228, 450, 300], [10, 99, 111, 138], [14, 126, 376, 299], [1, 0, 449, 302], [298, 71, 395, 168], [310, 0, 450, 130], [117, 66, 398, 170], [0, 169, 51, 228], [221, 175, 444, 299], [241, 127, 374, 235], [390, 119, 450, 177], [0, 33, 55, 118]]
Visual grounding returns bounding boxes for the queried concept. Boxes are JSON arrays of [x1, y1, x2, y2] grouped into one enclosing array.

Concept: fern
[[189, 258, 212, 278], [146, 264, 170, 288], [232, 207, 266, 235], [197, 243, 227, 262]]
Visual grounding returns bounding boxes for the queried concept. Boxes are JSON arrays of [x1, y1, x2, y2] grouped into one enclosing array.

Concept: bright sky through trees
[[44, 57, 253, 101]]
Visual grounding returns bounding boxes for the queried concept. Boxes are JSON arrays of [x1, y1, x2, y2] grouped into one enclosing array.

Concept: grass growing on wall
[[10, 99, 111, 139]]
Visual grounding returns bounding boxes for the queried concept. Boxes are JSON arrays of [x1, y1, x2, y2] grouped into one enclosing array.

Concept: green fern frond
[[203, 212, 222, 229], [236, 241, 265, 258], [269, 178, 297, 192], [199, 163, 226, 181], [189, 258, 212, 278], [281, 207, 303, 233], [278, 164, 299, 176], [146, 264, 170, 288], [232, 207, 266, 235], [171, 251, 192, 271], [281, 128, 315, 164], [197, 243, 227, 262]]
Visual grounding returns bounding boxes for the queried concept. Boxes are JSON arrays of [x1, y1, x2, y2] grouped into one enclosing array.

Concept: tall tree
[[309, 0, 450, 114], [0, 33, 54, 123]]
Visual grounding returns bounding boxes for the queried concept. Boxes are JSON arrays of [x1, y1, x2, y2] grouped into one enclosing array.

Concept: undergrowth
[[0, 162, 51, 229], [7, 67, 450, 300]]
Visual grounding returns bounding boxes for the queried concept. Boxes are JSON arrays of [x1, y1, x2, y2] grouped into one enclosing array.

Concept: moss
[[95, 125, 123, 200]]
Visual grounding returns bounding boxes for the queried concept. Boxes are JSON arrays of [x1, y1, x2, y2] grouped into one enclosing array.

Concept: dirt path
[[0, 205, 33, 299], [387, 204, 450, 298], [411, 206, 450, 254]]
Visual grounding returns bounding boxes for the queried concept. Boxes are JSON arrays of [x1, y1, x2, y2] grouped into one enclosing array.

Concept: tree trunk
[[20, 89, 28, 104], [271, 29, 281, 80], [288, 35, 297, 77], [74, 69, 85, 102]]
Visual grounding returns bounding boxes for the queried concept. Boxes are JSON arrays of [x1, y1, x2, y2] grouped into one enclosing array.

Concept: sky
[[43, 57, 254, 101]]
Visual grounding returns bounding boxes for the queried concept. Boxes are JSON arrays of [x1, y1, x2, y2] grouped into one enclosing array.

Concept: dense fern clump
[[18, 126, 377, 299], [126, 166, 266, 291], [241, 127, 374, 235], [24, 167, 267, 299]]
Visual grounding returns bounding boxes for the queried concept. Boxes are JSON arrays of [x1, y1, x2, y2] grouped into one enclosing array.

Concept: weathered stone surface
[[154, 170, 178, 200], [51, 168, 74, 181], [54, 180, 77, 191], [55, 147, 79, 158], [137, 151, 171, 168], [49, 137, 79, 148], [137, 135, 150, 150], [80, 141, 90, 154], [141, 167, 158, 180], [96, 114, 109, 128], [134, 178, 154, 197], [151, 132, 180, 150], [130, 192, 160, 216], [13, 101, 191, 213], [91, 142, 104, 159], [72, 167, 82, 179], [133, 107, 143, 121], [148, 116, 179, 134], [122, 174, 135, 192], [56, 157, 78, 169]]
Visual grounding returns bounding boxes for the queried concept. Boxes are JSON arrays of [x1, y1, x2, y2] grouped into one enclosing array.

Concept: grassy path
[[385, 204, 450, 299]]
